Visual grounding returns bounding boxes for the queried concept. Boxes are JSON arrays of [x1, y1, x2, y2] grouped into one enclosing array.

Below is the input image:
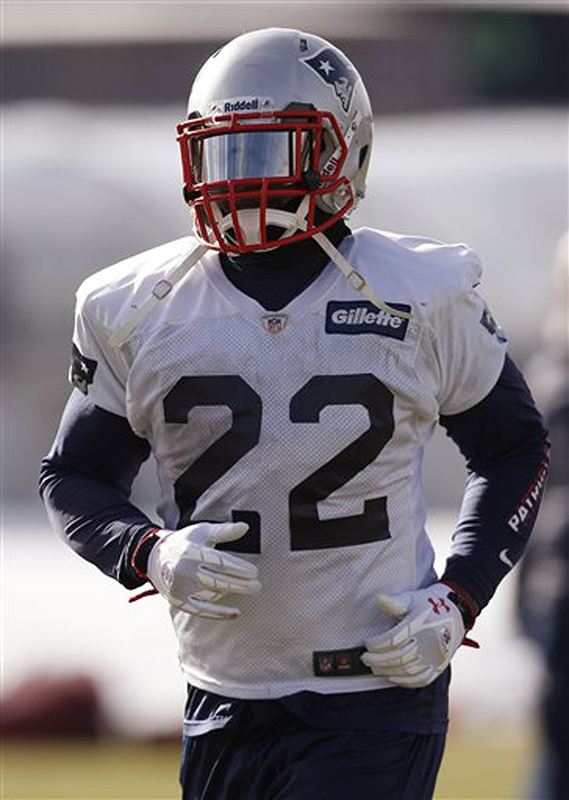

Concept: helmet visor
[[191, 130, 310, 184]]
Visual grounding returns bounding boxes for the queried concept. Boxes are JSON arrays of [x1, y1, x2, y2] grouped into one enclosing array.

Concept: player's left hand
[[361, 582, 465, 688]]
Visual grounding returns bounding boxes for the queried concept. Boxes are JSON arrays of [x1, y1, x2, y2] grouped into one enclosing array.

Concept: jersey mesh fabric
[[73, 230, 506, 698]]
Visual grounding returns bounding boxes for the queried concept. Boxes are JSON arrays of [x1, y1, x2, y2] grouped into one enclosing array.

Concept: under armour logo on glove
[[428, 597, 451, 614], [361, 582, 467, 688]]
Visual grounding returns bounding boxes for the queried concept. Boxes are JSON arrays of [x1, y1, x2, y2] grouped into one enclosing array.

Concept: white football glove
[[361, 582, 466, 688], [146, 521, 261, 620]]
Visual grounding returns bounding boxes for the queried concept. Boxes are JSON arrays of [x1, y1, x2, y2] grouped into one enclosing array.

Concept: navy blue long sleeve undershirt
[[39, 355, 549, 610], [39, 394, 156, 589], [439, 355, 549, 610]]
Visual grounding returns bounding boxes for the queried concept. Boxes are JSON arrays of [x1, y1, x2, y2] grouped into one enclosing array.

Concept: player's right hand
[[146, 522, 261, 620]]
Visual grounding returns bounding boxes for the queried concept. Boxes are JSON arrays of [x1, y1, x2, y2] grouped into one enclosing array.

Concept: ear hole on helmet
[[358, 145, 369, 169]]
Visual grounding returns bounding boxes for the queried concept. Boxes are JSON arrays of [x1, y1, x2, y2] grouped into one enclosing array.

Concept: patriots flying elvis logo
[[301, 48, 356, 112]]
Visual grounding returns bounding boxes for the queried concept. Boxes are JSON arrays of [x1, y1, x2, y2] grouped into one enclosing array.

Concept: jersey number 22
[[163, 373, 394, 552]]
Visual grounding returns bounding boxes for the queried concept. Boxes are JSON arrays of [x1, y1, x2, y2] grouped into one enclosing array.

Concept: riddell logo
[[326, 301, 411, 340], [224, 98, 259, 113], [321, 155, 341, 177], [210, 97, 274, 114]]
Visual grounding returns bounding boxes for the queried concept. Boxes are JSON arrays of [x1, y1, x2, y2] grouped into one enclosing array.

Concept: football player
[[40, 29, 549, 799]]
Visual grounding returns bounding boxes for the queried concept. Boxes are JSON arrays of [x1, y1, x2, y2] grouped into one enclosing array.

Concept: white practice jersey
[[72, 228, 506, 698]]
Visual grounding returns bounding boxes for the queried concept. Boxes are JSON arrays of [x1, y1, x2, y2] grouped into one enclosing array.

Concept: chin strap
[[108, 243, 208, 350], [312, 232, 412, 320], [108, 222, 412, 350], [212, 195, 311, 250]]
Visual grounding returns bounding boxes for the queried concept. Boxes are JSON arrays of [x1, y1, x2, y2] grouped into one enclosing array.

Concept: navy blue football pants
[[180, 700, 446, 799]]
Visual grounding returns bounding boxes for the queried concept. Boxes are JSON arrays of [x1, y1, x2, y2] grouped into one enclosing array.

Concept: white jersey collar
[[201, 237, 355, 320]]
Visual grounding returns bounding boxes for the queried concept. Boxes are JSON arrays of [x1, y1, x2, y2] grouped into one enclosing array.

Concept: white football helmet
[[108, 31, 406, 353], [177, 28, 373, 253]]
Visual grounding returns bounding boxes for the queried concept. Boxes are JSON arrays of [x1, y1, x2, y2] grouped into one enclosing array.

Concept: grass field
[[2, 729, 537, 799]]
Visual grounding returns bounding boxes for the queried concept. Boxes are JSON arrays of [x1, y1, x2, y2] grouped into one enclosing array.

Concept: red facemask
[[177, 108, 354, 253]]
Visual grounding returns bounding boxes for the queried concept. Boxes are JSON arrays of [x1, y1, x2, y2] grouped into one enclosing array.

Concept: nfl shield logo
[[318, 655, 334, 674], [261, 314, 288, 334]]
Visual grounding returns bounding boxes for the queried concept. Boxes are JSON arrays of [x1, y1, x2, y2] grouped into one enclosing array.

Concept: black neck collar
[[218, 219, 351, 311], [220, 218, 351, 274]]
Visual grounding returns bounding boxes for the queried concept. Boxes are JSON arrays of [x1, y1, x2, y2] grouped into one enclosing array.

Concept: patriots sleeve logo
[[301, 48, 356, 112], [69, 343, 98, 394]]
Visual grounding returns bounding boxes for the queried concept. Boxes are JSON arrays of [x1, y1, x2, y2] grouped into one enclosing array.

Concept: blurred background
[[2, 1, 568, 798]]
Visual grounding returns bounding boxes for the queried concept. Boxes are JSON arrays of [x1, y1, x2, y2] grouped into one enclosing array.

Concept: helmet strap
[[209, 195, 311, 251], [312, 232, 412, 320], [108, 243, 209, 349]]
